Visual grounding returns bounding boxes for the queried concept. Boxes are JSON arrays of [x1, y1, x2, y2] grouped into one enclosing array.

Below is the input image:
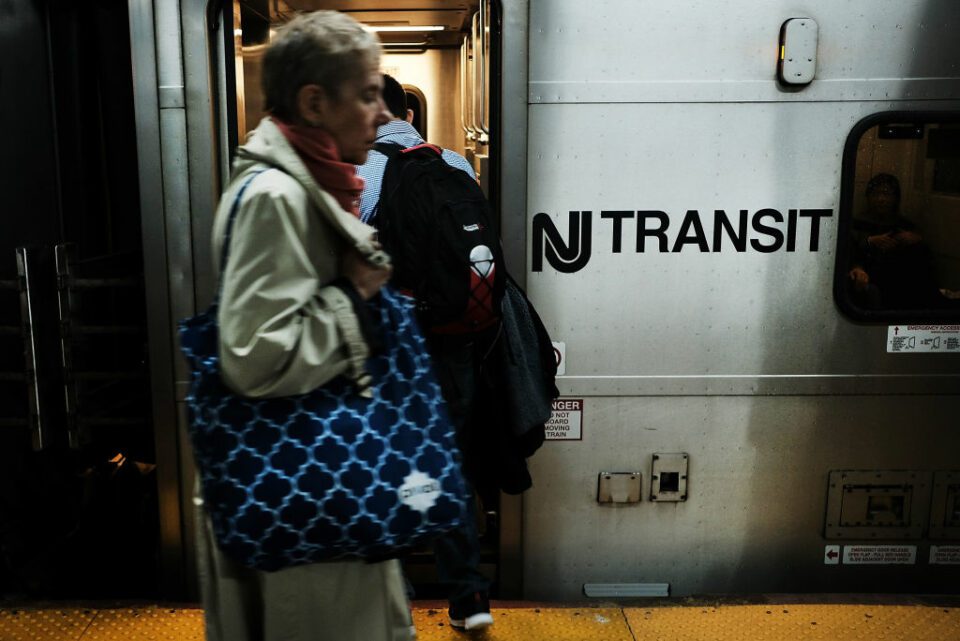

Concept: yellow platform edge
[[0, 601, 957, 641]]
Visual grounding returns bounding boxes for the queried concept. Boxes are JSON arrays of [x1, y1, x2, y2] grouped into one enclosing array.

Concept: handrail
[[470, 14, 479, 140], [460, 36, 476, 140], [471, 12, 488, 143], [16, 248, 45, 451], [54, 244, 79, 449], [479, 0, 490, 139]]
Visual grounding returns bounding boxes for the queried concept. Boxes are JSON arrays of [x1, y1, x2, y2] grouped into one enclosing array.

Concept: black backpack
[[373, 142, 505, 333]]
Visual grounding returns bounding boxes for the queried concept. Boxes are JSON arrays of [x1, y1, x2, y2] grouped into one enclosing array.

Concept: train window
[[835, 113, 960, 322], [929, 127, 960, 195], [403, 85, 428, 139]]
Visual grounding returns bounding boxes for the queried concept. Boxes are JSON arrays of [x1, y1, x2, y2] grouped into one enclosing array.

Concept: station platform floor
[[1, 596, 958, 640]]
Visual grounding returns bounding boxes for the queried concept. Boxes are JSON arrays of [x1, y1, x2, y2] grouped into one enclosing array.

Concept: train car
[[2, 0, 958, 603]]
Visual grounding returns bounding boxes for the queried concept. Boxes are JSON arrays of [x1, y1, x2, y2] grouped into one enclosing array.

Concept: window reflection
[[841, 121, 960, 317]]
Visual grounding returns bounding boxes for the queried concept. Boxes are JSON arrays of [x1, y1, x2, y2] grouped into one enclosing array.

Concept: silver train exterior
[[129, 0, 960, 599]]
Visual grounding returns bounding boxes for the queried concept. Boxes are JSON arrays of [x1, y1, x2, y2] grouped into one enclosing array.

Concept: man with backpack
[[356, 74, 501, 632]]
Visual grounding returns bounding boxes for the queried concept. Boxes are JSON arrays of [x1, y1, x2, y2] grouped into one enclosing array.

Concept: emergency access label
[[842, 545, 917, 565], [930, 546, 960, 565], [545, 398, 582, 440], [887, 325, 960, 353]]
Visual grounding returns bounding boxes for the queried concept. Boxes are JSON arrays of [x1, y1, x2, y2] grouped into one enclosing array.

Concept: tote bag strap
[[214, 168, 268, 306]]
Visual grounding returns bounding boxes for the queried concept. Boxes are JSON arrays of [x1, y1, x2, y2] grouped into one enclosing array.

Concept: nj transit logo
[[532, 208, 833, 273]]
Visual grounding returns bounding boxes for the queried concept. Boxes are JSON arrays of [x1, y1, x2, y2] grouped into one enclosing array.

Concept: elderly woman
[[196, 11, 411, 641]]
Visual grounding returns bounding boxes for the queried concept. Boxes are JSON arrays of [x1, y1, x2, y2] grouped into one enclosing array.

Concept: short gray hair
[[262, 11, 381, 120]]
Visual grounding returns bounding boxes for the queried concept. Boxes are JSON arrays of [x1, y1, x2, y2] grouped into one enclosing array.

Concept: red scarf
[[273, 118, 365, 217]]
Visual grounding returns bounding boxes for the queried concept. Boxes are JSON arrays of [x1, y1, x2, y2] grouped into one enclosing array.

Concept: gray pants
[[196, 492, 412, 641]]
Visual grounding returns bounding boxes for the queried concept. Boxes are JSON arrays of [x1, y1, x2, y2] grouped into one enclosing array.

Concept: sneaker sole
[[449, 612, 493, 631]]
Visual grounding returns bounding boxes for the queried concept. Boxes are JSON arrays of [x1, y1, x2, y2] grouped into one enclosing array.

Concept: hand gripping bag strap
[[178, 171, 469, 572]]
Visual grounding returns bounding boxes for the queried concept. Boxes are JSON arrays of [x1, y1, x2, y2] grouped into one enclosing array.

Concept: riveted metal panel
[[529, 0, 960, 104], [825, 470, 932, 540], [523, 395, 960, 599], [527, 100, 960, 395], [521, 1, 960, 599], [930, 471, 960, 540], [650, 453, 688, 502]]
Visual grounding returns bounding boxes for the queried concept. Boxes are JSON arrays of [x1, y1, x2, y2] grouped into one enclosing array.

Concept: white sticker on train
[[842, 545, 917, 565], [546, 398, 582, 441], [887, 325, 960, 353], [930, 546, 960, 565]]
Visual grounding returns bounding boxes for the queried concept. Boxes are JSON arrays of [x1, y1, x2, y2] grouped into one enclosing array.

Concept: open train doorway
[[233, 1, 498, 203], [228, 0, 510, 598]]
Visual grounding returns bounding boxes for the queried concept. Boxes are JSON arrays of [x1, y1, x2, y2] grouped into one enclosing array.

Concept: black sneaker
[[448, 592, 494, 631]]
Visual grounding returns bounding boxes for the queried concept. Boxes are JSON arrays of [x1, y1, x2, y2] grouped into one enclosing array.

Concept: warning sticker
[[887, 325, 960, 353], [930, 545, 960, 565], [545, 398, 582, 441], [842, 545, 917, 565]]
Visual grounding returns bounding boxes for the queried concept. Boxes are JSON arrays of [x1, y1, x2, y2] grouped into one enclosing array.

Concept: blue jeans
[[426, 334, 491, 606]]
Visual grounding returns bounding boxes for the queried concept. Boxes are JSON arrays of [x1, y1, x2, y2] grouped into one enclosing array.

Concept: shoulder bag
[[178, 170, 469, 571]]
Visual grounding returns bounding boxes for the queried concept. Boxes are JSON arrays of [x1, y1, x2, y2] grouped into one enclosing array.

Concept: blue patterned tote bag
[[179, 170, 469, 571]]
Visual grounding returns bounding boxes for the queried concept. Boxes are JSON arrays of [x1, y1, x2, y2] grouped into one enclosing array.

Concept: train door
[[1, 0, 160, 599]]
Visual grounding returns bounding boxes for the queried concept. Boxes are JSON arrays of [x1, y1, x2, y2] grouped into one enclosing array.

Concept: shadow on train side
[[736, 1, 960, 596]]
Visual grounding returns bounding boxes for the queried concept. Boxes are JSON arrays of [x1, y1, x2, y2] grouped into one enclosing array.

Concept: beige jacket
[[212, 117, 389, 398]]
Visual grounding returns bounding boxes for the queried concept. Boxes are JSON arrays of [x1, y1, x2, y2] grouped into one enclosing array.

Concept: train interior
[[234, 0, 495, 198]]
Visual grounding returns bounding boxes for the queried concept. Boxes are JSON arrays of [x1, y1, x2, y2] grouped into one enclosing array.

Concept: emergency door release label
[[546, 398, 582, 440], [930, 546, 960, 565], [842, 545, 917, 565], [887, 325, 960, 353]]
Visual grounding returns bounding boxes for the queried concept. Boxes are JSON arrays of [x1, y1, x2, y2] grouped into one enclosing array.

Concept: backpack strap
[[374, 141, 444, 158], [370, 143, 404, 225], [402, 143, 443, 156], [373, 142, 404, 158]]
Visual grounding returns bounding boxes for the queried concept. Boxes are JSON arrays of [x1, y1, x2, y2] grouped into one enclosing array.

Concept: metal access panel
[[824, 470, 931, 540], [650, 453, 688, 502], [597, 472, 642, 504], [929, 471, 960, 540]]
